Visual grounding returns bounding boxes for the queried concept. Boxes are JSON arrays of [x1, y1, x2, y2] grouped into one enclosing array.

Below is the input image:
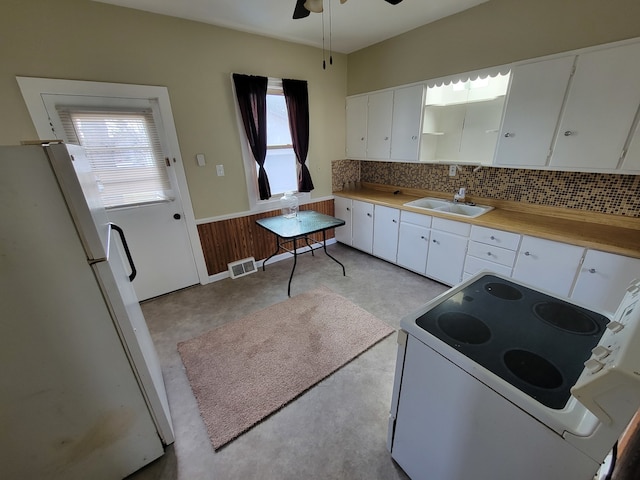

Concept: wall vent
[[228, 257, 257, 279]]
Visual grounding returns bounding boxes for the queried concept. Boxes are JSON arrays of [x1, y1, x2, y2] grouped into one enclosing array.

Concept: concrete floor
[[129, 243, 449, 480]]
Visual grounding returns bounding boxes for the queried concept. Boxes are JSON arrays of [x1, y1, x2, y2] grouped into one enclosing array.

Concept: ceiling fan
[[293, 0, 404, 19]]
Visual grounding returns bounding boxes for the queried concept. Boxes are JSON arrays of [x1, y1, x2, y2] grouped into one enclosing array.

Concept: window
[[265, 87, 298, 195], [58, 108, 174, 208], [233, 74, 313, 211]]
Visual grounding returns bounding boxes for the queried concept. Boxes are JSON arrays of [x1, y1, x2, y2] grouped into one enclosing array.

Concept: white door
[[512, 236, 584, 297], [334, 196, 353, 245], [346, 96, 368, 159], [17, 78, 203, 300], [352, 200, 374, 254], [391, 84, 424, 161], [367, 91, 394, 159], [397, 223, 430, 275], [426, 230, 468, 286], [373, 205, 400, 262]]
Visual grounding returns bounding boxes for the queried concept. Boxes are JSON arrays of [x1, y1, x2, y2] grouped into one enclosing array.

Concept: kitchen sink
[[403, 197, 494, 218]]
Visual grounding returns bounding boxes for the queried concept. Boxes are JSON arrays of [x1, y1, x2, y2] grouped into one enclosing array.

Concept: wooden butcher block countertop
[[333, 183, 640, 259]]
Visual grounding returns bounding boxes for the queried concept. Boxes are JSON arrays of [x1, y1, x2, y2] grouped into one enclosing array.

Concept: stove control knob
[[591, 346, 611, 360], [607, 321, 625, 333], [585, 358, 605, 374]]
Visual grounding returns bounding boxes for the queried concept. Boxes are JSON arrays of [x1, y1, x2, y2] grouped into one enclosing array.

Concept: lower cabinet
[[334, 196, 352, 245], [570, 250, 640, 314], [512, 235, 585, 297], [372, 205, 400, 263], [351, 200, 374, 254], [426, 218, 470, 286], [464, 225, 521, 280], [397, 211, 432, 275]]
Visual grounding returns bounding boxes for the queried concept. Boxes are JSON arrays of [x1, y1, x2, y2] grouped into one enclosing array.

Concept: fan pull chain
[[322, 2, 326, 69], [328, 0, 333, 66]]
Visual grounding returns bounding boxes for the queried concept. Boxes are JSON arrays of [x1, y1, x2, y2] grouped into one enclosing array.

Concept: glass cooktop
[[415, 274, 609, 409]]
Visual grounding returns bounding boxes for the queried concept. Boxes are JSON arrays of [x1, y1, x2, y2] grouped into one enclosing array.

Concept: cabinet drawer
[[467, 241, 517, 268], [400, 211, 431, 228], [470, 225, 521, 251], [464, 255, 513, 277], [431, 217, 471, 236]]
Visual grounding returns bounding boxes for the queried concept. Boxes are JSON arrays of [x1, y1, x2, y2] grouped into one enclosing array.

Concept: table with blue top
[[255, 210, 346, 296]]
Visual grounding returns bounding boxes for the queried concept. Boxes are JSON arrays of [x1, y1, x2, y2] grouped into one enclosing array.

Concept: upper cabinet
[[494, 56, 575, 167], [550, 42, 640, 171], [495, 40, 640, 173], [346, 85, 424, 162], [421, 74, 510, 165]]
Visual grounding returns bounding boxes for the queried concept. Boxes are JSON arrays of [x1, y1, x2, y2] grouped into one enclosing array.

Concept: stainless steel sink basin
[[403, 197, 493, 218]]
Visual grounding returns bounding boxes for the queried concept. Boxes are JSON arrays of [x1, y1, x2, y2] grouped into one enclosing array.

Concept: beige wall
[[0, 0, 347, 219], [348, 0, 640, 94]]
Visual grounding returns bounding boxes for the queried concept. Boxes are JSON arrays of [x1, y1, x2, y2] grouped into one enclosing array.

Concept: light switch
[[216, 164, 225, 176], [196, 153, 206, 167]]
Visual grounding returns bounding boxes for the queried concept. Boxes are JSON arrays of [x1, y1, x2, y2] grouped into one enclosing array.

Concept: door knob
[[173, 213, 181, 220]]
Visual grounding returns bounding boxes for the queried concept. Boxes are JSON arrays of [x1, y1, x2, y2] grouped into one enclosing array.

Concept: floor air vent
[[228, 257, 257, 279]]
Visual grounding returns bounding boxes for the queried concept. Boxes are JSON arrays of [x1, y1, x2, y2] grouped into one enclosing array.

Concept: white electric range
[[388, 272, 640, 480]]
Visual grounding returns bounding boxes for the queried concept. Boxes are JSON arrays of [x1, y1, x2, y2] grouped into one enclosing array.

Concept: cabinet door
[[397, 223, 430, 275], [426, 230, 468, 286], [367, 91, 394, 159], [494, 55, 575, 167], [550, 42, 640, 170], [390, 84, 424, 162], [346, 96, 368, 159], [372, 205, 400, 262], [333, 197, 352, 245], [351, 200, 374, 254], [571, 250, 640, 314], [511, 236, 584, 297]]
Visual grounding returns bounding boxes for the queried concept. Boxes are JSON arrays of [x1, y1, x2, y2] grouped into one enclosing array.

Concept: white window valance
[[424, 64, 512, 88]]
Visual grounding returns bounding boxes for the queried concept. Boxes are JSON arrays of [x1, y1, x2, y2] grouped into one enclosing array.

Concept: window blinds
[[57, 108, 173, 208]]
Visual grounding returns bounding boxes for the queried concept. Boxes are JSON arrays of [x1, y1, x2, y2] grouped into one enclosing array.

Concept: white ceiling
[[93, 0, 488, 54]]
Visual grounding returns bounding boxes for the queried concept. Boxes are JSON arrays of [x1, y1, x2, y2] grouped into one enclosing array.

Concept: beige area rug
[[177, 285, 395, 450]]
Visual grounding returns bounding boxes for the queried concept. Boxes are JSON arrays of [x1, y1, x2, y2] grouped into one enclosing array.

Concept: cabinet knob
[[490, 235, 496, 240], [420, 236, 426, 240], [360, 137, 365, 141], [411, 135, 418, 140], [523, 251, 531, 256], [487, 252, 492, 256], [367, 213, 372, 217], [384, 137, 389, 141], [564, 130, 574, 136], [392, 219, 397, 223], [432, 239, 440, 245], [504, 132, 514, 138], [346, 207, 350, 211], [588, 268, 597, 274]]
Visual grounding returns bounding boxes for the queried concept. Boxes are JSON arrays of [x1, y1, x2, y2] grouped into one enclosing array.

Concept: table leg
[[262, 234, 281, 271], [322, 230, 345, 276], [287, 236, 298, 297]]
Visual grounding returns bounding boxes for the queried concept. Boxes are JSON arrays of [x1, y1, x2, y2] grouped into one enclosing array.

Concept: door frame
[[17, 76, 208, 287]]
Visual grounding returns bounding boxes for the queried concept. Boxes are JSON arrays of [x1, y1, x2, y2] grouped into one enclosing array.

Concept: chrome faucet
[[453, 187, 466, 203]]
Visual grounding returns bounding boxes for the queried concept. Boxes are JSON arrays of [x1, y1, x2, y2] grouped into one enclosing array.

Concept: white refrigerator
[[0, 143, 174, 479]]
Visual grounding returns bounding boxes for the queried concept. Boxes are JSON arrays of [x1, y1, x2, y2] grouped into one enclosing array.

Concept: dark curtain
[[282, 78, 315, 193], [232, 73, 271, 200]]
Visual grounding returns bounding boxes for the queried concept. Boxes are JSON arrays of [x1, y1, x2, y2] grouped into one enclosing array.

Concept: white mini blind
[[58, 108, 174, 208]]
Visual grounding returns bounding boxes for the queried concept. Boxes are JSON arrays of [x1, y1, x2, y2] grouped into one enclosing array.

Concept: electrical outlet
[[216, 164, 225, 176], [449, 165, 457, 177]]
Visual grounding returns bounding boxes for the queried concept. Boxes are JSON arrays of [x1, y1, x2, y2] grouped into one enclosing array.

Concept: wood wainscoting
[[197, 200, 336, 276]]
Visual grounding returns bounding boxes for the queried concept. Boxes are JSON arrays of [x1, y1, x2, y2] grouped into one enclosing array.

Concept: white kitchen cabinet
[[396, 211, 432, 275], [372, 205, 401, 263], [390, 84, 425, 162], [621, 115, 640, 171], [426, 217, 470, 286], [464, 226, 521, 278], [366, 91, 394, 160], [494, 55, 575, 167], [511, 236, 584, 297], [333, 196, 352, 245], [345, 96, 368, 159], [351, 200, 374, 254], [550, 42, 640, 170], [570, 250, 640, 314]]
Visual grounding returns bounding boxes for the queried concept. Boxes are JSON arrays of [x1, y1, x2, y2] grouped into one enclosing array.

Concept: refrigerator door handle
[[109, 223, 138, 282]]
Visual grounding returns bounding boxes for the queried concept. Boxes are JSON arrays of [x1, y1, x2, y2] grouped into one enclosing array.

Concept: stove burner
[[484, 282, 523, 300], [534, 301, 600, 335], [437, 312, 491, 345], [504, 349, 563, 390]]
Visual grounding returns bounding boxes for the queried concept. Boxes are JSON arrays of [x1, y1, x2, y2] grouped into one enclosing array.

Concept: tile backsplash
[[332, 160, 640, 217]]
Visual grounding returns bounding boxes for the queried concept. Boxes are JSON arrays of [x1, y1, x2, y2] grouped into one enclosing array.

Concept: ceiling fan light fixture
[[304, 0, 324, 13]]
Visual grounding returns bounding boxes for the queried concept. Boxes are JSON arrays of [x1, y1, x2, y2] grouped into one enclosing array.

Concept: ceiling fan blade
[[293, 0, 311, 19], [385, 0, 404, 4]]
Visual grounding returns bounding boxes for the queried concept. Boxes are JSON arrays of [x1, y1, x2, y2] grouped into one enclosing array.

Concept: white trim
[[206, 238, 338, 283], [195, 194, 335, 225], [16, 77, 210, 286]]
